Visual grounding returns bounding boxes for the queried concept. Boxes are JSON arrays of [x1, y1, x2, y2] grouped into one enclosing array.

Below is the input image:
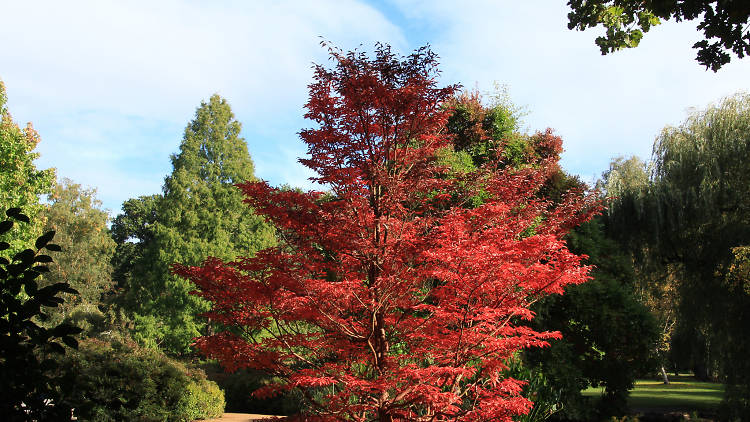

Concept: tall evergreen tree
[[125, 95, 275, 354]]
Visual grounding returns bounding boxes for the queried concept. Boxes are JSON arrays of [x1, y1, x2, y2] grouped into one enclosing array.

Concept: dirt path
[[199, 413, 281, 422]]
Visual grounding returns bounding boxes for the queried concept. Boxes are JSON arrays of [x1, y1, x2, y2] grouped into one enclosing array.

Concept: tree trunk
[[660, 365, 670, 384], [693, 361, 710, 381]]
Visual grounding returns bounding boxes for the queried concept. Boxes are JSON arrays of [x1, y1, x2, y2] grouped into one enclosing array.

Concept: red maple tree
[[174, 44, 599, 421]]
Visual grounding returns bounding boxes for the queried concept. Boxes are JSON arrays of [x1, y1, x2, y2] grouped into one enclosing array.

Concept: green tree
[[649, 93, 750, 413], [445, 86, 526, 169], [528, 217, 658, 420], [603, 93, 750, 415], [111, 195, 160, 298], [124, 95, 276, 355], [567, 0, 750, 71], [40, 179, 116, 326], [0, 80, 55, 254], [719, 246, 750, 420], [599, 156, 680, 385]]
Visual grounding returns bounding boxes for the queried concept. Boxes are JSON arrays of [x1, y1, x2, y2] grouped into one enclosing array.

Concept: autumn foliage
[[174, 44, 599, 421]]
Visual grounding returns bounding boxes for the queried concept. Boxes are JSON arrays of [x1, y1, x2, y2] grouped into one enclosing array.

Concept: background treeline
[[598, 94, 750, 421], [2, 73, 749, 420]]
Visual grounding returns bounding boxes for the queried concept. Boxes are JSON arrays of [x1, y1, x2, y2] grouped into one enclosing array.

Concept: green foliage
[[567, 2, 658, 51], [719, 383, 750, 422], [120, 95, 276, 354], [179, 377, 225, 421], [503, 355, 564, 422], [567, 0, 750, 71], [0, 80, 55, 256], [599, 156, 681, 383], [441, 87, 539, 208], [445, 87, 525, 168], [651, 94, 750, 387], [40, 179, 115, 326], [599, 156, 649, 200], [651, 94, 750, 249], [597, 155, 656, 265], [527, 218, 659, 421], [717, 246, 750, 421], [110, 195, 159, 304], [58, 336, 224, 422], [0, 208, 82, 421], [604, 93, 750, 416]]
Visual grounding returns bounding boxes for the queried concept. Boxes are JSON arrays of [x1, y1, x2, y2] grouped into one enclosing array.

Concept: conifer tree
[[126, 95, 275, 354]]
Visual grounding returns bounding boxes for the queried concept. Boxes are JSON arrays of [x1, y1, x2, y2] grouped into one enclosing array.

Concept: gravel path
[[199, 413, 281, 421]]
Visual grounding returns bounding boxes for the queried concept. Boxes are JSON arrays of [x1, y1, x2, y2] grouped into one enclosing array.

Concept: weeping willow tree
[[652, 94, 750, 418], [604, 93, 750, 418], [599, 156, 679, 385]]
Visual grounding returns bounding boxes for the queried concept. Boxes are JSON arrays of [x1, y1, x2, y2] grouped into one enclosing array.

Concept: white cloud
[[2, 0, 406, 119], [2, 0, 750, 214], [0, 0, 407, 212], [387, 0, 750, 179]]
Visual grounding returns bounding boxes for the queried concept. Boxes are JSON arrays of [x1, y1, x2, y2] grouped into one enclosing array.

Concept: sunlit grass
[[582, 374, 724, 412]]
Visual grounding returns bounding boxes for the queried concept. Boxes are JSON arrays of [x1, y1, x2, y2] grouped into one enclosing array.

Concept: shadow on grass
[[584, 374, 724, 414]]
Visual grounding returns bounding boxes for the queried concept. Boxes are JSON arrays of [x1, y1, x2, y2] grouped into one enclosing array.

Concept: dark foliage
[[528, 218, 659, 420], [203, 364, 302, 416], [0, 208, 82, 421], [567, 0, 750, 71]]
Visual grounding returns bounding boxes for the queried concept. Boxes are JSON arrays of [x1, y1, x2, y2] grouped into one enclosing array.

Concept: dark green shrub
[[719, 383, 750, 422], [59, 336, 224, 421], [0, 208, 82, 421], [527, 276, 657, 420]]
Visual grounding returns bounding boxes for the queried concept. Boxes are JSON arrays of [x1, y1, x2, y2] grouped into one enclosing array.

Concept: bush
[[719, 383, 750, 422], [179, 376, 225, 421], [59, 336, 224, 421], [0, 208, 82, 421]]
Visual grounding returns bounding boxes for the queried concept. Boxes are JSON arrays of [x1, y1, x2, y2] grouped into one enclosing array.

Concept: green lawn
[[583, 375, 725, 413]]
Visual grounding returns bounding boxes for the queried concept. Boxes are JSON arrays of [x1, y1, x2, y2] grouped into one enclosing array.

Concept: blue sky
[[2, 0, 749, 214]]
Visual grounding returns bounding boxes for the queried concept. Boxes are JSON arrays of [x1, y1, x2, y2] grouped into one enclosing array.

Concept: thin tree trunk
[[660, 365, 670, 384]]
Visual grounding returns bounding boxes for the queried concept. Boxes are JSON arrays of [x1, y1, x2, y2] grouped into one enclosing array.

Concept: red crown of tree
[[174, 43, 599, 421]]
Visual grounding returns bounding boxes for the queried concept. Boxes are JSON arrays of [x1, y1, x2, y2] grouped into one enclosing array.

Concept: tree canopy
[[567, 0, 750, 71], [175, 44, 599, 421], [0, 80, 55, 254], [122, 94, 276, 355], [41, 179, 116, 326]]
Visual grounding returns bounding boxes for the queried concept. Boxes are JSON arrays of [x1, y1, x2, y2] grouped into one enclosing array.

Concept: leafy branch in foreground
[[0, 207, 82, 421], [567, 0, 750, 71]]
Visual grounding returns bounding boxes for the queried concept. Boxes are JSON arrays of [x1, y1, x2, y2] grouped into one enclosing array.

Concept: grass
[[583, 374, 725, 413]]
